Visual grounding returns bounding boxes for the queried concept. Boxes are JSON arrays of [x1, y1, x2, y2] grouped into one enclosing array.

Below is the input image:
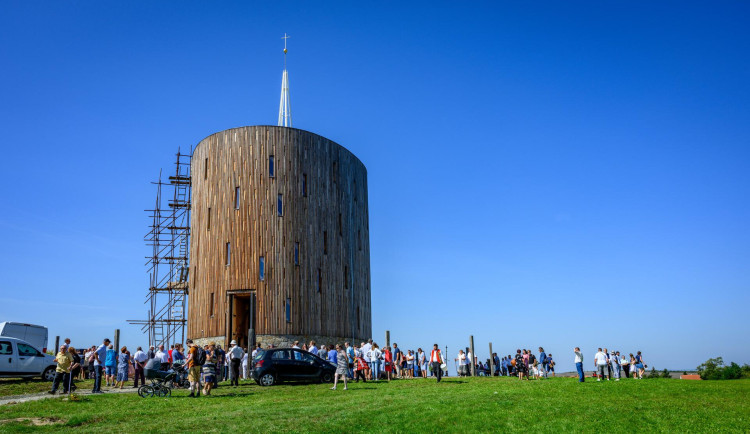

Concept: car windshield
[[253, 350, 265, 362]]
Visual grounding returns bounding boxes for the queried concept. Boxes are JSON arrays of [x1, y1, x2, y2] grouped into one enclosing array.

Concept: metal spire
[[278, 33, 292, 127]]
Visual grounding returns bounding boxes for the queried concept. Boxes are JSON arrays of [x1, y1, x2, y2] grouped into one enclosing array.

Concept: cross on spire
[[278, 33, 292, 127], [282, 33, 290, 54]]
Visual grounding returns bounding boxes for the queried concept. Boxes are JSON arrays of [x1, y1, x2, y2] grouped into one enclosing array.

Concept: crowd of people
[[46, 336, 648, 395], [574, 347, 647, 382]]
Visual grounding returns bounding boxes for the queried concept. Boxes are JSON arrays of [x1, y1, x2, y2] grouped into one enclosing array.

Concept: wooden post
[[113, 329, 120, 376], [489, 342, 494, 377], [385, 330, 390, 349], [54, 336, 59, 354], [469, 335, 476, 377]]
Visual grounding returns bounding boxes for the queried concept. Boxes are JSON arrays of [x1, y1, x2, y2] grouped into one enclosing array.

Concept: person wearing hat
[[228, 340, 244, 386]]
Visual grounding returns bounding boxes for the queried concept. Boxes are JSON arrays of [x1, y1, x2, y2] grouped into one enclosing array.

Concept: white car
[[0, 336, 57, 381]]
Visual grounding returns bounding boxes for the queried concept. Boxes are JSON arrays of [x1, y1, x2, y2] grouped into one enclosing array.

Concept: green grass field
[[0, 378, 93, 398], [0, 377, 748, 432]]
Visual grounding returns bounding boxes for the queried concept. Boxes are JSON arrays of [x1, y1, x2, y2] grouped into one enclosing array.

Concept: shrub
[[661, 369, 671, 379], [697, 357, 747, 380]]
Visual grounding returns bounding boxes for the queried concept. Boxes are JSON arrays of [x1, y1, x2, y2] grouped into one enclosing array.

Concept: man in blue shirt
[[92, 338, 110, 393], [539, 347, 548, 378], [328, 346, 338, 365], [391, 343, 402, 378], [345, 342, 355, 378], [493, 353, 501, 376]]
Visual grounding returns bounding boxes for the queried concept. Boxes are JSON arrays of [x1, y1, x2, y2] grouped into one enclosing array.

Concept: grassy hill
[[0, 377, 748, 432]]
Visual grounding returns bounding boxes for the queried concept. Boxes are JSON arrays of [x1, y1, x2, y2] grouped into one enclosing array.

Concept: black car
[[252, 348, 336, 386]]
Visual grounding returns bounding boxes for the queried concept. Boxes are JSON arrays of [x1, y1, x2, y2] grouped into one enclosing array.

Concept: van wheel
[[42, 367, 55, 381]]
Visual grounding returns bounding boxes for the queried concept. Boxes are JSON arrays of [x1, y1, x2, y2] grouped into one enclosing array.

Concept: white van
[[0, 337, 57, 381], [0, 322, 49, 354]]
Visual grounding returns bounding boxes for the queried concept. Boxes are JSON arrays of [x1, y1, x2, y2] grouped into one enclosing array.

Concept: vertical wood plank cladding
[[187, 126, 371, 342]]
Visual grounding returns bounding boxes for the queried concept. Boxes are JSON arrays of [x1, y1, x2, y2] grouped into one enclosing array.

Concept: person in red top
[[383, 347, 393, 381], [168, 345, 174, 365], [430, 344, 443, 383]]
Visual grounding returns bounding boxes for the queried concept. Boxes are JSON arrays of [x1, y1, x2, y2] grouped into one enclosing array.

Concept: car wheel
[[321, 372, 333, 383], [42, 366, 55, 381], [259, 373, 275, 386]]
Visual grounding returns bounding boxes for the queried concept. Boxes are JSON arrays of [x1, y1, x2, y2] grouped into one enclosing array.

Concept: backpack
[[195, 347, 207, 366]]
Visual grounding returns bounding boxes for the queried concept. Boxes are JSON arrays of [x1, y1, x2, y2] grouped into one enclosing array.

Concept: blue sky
[[0, 1, 748, 373]]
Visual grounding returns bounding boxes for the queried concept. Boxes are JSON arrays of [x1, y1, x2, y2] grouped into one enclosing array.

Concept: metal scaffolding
[[128, 149, 192, 348]]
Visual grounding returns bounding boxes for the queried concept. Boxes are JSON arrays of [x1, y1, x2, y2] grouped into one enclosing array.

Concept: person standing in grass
[[574, 348, 585, 382], [391, 343, 402, 378], [309, 340, 319, 356], [635, 351, 645, 379], [430, 344, 444, 382], [331, 344, 349, 390], [115, 346, 131, 389], [345, 342, 355, 378], [610, 351, 621, 381], [383, 346, 393, 381], [518, 350, 529, 379], [155, 344, 169, 372], [68, 347, 81, 389], [354, 351, 368, 382], [539, 347, 548, 378], [104, 344, 117, 387], [418, 348, 427, 378], [328, 343, 338, 366], [319, 344, 328, 361], [595, 348, 609, 381], [228, 340, 243, 387], [456, 350, 468, 377], [621, 352, 630, 378], [49, 344, 72, 394], [186, 340, 202, 398], [547, 354, 555, 377], [202, 342, 217, 396], [369, 343, 382, 381], [133, 346, 147, 388]]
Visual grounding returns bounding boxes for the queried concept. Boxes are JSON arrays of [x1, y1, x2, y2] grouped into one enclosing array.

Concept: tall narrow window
[[277, 194, 283, 216], [259, 256, 265, 281], [302, 174, 307, 197], [344, 266, 349, 289], [204, 158, 208, 180], [338, 213, 343, 236], [207, 208, 211, 231], [333, 161, 337, 184], [225, 242, 231, 266], [294, 242, 299, 265], [317, 268, 322, 293], [269, 155, 275, 178], [285, 298, 291, 323], [323, 231, 328, 255], [358, 229, 362, 251], [234, 187, 240, 210], [209, 292, 215, 317]]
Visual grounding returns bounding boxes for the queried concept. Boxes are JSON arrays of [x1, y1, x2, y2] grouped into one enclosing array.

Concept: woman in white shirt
[[368, 344, 382, 381]]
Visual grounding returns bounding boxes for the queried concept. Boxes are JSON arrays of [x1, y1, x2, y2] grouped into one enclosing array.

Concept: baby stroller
[[139, 369, 176, 398], [169, 361, 190, 389]]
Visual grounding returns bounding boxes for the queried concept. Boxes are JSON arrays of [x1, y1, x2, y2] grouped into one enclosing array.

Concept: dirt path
[[0, 386, 139, 406]]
